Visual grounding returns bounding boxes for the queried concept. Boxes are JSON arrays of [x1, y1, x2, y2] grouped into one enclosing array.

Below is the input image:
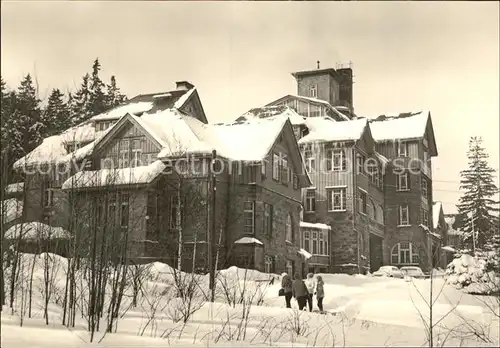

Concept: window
[[293, 127, 301, 139], [319, 232, 325, 255], [302, 229, 329, 256], [131, 139, 142, 167], [261, 159, 266, 177], [358, 189, 367, 214], [44, 189, 54, 207], [120, 193, 129, 228], [356, 154, 365, 175], [170, 195, 181, 229], [312, 231, 318, 254], [309, 85, 317, 98], [305, 189, 316, 212], [293, 174, 299, 190], [303, 231, 310, 250], [391, 242, 420, 265], [264, 256, 273, 274], [285, 214, 293, 243], [244, 201, 255, 234], [327, 187, 347, 211], [281, 156, 289, 184], [304, 150, 315, 173], [397, 172, 409, 191], [421, 208, 429, 227], [264, 203, 273, 237], [377, 204, 384, 225], [286, 260, 293, 276], [399, 205, 410, 226], [272, 153, 280, 180], [367, 162, 381, 187], [397, 141, 408, 157], [119, 139, 130, 168], [327, 149, 346, 171], [368, 199, 377, 221], [421, 176, 428, 198], [108, 197, 117, 227]]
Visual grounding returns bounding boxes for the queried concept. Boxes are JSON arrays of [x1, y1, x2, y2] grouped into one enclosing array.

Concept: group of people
[[280, 272, 325, 312]]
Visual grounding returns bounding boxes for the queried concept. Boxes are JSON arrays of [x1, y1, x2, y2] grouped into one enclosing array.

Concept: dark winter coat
[[281, 274, 293, 294], [316, 280, 325, 298], [292, 278, 309, 299]]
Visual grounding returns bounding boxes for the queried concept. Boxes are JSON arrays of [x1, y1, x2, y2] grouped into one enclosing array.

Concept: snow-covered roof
[[62, 160, 166, 190], [60, 122, 95, 144], [135, 110, 214, 158], [298, 117, 367, 144], [300, 221, 331, 230], [5, 182, 24, 194], [287, 95, 351, 121], [298, 248, 312, 260], [173, 87, 196, 109], [368, 110, 430, 142], [4, 222, 70, 240], [208, 117, 289, 162], [433, 202, 443, 230], [1, 198, 23, 224], [235, 105, 307, 126], [91, 101, 154, 121], [234, 237, 263, 245], [13, 135, 69, 168]]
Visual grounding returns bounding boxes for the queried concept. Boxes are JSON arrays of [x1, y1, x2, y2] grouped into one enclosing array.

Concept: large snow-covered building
[[237, 65, 444, 273], [8, 81, 312, 274]]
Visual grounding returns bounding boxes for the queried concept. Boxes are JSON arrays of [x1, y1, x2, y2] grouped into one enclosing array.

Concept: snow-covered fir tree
[[88, 58, 107, 116], [457, 136, 500, 250], [41, 88, 71, 137], [105, 75, 127, 108]]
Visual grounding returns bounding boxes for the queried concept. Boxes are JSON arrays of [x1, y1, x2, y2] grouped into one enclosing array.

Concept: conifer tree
[[457, 136, 500, 250], [88, 58, 107, 116], [105, 75, 126, 108], [70, 73, 91, 126], [41, 88, 71, 137], [14, 74, 43, 158]]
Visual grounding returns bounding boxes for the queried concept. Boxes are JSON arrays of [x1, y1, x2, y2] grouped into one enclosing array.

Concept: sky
[[1, 1, 499, 214]]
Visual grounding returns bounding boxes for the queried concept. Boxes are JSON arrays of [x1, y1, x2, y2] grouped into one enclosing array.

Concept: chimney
[[175, 81, 195, 91]]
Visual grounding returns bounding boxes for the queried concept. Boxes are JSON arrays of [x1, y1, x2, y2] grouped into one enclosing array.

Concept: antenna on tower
[[317, 60, 320, 69]]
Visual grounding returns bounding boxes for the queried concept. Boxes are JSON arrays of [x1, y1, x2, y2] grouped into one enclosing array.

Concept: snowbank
[[4, 222, 70, 240]]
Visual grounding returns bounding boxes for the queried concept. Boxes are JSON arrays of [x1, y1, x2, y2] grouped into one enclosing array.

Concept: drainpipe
[[352, 146, 361, 274]]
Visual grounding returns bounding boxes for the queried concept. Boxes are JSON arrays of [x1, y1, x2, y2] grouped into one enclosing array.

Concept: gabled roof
[[298, 117, 368, 145], [91, 87, 204, 122], [368, 110, 438, 156], [265, 94, 350, 121]]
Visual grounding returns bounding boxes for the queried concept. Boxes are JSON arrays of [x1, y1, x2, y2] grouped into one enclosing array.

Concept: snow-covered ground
[[1, 253, 499, 347]]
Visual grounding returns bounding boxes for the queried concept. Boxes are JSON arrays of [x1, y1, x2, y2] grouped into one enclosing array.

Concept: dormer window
[[309, 85, 317, 98], [397, 141, 408, 157]]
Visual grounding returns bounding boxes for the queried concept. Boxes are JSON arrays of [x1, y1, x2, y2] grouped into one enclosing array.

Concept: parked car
[[400, 266, 426, 281], [372, 266, 404, 278]]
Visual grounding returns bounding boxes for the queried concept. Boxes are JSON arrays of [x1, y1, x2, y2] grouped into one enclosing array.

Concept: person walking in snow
[[315, 275, 325, 313], [292, 272, 309, 311], [281, 272, 293, 308], [305, 272, 316, 312]]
